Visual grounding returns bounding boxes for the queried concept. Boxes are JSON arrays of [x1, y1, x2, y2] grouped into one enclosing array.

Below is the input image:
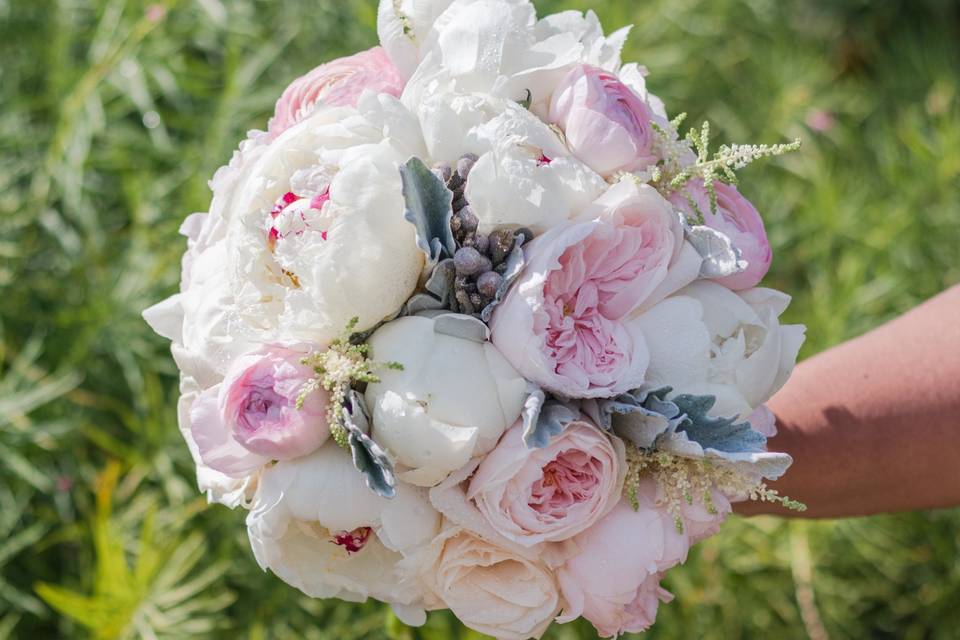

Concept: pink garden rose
[[490, 180, 684, 398], [557, 480, 730, 637], [549, 64, 658, 177], [268, 46, 404, 137], [467, 418, 625, 546], [669, 179, 772, 290], [190, 345, 330, 476]]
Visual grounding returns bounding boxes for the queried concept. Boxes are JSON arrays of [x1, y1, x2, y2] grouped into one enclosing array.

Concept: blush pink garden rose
[[557, 480, 731, 637], [669, 178, 772, 290], [189, 345, 330, 476], [268, 46, 405, 137], [490, 179, 684, 398], [467, 418, 625, 546], [549, 64, 658, 177], [417, 525, 561, 640]]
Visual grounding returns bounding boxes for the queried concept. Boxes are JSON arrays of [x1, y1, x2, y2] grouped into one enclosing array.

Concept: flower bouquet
[[144, 1, 806, 637]]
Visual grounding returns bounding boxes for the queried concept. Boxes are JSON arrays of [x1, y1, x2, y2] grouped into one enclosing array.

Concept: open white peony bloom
[[464, 102, 607, 233], [534, 9, 630, 78], [225, 101, 425, 346], [247, 444, 440, 621], [627, 281, 805, 419], [417, 0, 582, 103], [381, 0, 630, 111], [365, 315, 528, 487]]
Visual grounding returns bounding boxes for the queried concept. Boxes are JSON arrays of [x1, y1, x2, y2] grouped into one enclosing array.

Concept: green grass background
[[2, 0, 959, 638]]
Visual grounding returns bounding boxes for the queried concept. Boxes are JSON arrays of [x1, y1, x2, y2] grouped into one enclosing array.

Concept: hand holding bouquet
[[144, 1, 805, 637]]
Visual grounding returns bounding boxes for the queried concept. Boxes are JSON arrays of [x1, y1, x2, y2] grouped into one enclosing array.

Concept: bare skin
[[737, 285, 960, 518]]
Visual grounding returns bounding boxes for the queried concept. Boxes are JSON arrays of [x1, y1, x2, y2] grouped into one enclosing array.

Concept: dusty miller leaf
[[400, 157, 455, 271], [686, 225, 748, 278], [433, 313, 490, 342], [521, 387, 579, 449], [583, 386, 685, 449], [343, 391, 397, 499], [672, 393, 767, 453]]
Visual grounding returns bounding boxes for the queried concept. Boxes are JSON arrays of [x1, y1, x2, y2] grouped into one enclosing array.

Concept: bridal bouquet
[[144, 1, 806, 637]]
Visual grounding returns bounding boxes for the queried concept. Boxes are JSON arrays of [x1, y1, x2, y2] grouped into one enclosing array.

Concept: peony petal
[[142, 294, 184, 343]]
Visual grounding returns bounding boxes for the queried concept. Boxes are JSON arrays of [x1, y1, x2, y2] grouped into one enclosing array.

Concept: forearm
[[738, 285, 960, 518]]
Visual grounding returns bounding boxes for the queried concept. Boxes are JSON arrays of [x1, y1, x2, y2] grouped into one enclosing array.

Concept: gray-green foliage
[[1, 0, 958, 638]]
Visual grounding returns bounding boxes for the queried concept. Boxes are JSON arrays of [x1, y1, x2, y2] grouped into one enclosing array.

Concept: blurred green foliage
[[1, 0, 958, 638]]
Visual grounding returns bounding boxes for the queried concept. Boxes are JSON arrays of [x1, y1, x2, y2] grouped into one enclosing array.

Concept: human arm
[[738, 285, 960, 518]]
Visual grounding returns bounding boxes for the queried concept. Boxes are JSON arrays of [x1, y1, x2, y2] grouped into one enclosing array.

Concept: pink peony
[[490, 180, 684, 398], [549, 64, 658, 177], [467, 418, 625, 546], [557, 481, 730, 637], [190, 345, 330, 476], [268, 46, 404, 137], [669, 179, 772, 290]]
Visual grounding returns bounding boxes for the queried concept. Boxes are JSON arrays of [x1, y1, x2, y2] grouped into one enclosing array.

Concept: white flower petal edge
[[218, 102, 427, 346], [377, 0, 456, 80], [465, 103, 607, 234], [627, 281, 805, 419], [247, 444, 440, 611]]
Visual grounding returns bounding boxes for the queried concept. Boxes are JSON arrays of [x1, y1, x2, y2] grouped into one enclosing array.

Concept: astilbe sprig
[[650, 115, 801, 225], [624, 443, 806, 533], [297, 317, 403, 448]]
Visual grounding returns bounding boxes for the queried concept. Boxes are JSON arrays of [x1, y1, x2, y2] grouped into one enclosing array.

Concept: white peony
[[533, 10, 630, 79], [418, 0, 582, 103], [224, 102, 425, 345], [364, 315, 528, 487], [377, 0, 456, 80], [627, 281, 805, 419], [464, 102, 608, 233], [382, 0, 631, 112], [246, 444, 440, 623]]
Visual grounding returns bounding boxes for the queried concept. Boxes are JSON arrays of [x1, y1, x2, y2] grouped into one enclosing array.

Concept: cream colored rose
[[419, 524, 560, 640]]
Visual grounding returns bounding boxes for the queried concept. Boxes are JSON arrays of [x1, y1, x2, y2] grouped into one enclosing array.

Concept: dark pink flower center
[[528, 450, 601, 520], [540, 222, 663, 388], [331, 526, 373, 554], [267, 189, 330, 251]]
